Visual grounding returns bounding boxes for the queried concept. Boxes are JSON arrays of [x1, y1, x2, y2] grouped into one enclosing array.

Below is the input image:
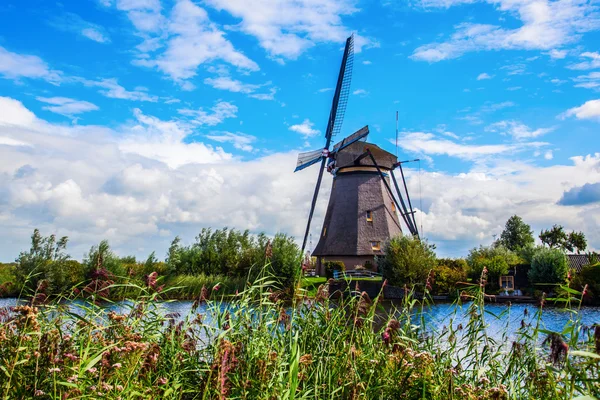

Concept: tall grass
[[0, 267, 598, 399]]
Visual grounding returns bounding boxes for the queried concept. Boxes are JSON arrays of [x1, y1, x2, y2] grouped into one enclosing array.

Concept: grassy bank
[[0, 267, 599, 399]]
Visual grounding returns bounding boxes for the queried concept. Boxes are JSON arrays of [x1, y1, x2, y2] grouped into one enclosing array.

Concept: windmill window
[[366, 211, 373, 222], [370, 241, 381, 251], [322, 227, 327, 237]]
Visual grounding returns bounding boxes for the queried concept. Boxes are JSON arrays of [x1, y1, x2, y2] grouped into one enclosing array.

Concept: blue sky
[[0, 0, 599, 260]]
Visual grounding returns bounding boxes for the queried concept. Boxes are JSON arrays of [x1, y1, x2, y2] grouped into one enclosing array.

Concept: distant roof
[[567, 254, 590, 273]]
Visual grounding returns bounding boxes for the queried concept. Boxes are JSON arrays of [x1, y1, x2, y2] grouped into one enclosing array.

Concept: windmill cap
[[335, 141, 398, 170]]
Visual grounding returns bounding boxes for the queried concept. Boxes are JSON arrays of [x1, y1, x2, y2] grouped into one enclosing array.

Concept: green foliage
[[466, 245, 520, 290], [572, 260, 600, 304], [15, 229, 71, 293], [0, 263, 18, 297], [539, 225, 587, 253], [324, 261, 345, 279], [379, 236, 437, 286], [431, 258, 468, 295], [268, 233, 301, 287], [499, 215, 534, 252], [528, 247, 568, 285]]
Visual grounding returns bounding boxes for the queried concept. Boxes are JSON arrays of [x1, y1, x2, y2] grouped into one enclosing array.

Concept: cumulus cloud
[[572, 71, 600, 91], [477, 72, 492, 80], [122, 0, 258, 86], [178, 101, 238, 126], [78, 77, 159, 102], [206, 131, 256, 152], [559, 182, 600, 205], [36, 97, 99, 118], [49, 12, 111, 43], [411, 0, 600, 62], [289, 119, 320, 138], [202, 0, 376, 59], [395, 131, 546, 160], [353, 89, 369, 96], [0, 46, 62, 84], [560, 99, 600, 120], [568, 51, 600, 70], [0, 96, 327, 260], [485, 120, 556, 140]]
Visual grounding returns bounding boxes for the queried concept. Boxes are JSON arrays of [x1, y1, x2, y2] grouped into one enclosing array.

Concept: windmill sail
[[295, 149, 324, 172], [300, 34, 355, 255]]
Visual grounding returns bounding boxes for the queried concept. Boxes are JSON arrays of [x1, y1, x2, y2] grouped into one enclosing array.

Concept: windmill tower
[[295, 35, 419, 276]]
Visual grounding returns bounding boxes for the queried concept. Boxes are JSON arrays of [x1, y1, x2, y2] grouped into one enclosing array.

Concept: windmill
[[295, 34, 419, 275]]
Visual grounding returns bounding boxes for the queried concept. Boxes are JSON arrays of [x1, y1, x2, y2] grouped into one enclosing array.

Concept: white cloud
[[202, 0, 375, 59], [78, 77, 158, 102], [0, 96, 327, 260], [81, 28, 110, 43], [36, 97, 99, 117], [477, 72, 492, 80], [353, 88, 368, 96], [560, 99, 600, 120], [318, 87, 334, 93], [547, 49, 568, 59], [396, 131, 546, 160], [0, 46, 62, 84], [572, 71, 600, 91], [123, 0, 258, 86], [206, 131, 256, 152], [362, 60, 372, 65], [203, 76, 277, 100], [50, 13, 111, 43], [567, 52, 600, 70], [544, 150, 554, 160], [289, 119, 320, 138], [411, 0, 600, 62], [485, 120, 555, 140], [178, 101, 238, 126], [507, 86, 522, 91]]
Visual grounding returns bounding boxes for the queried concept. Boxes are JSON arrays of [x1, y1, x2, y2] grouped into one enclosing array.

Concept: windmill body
[[312, 139, 402, 275], [295, 34, 419, 276]]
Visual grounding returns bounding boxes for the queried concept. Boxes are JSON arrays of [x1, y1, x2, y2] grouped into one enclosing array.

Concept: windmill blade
[[325, 34, 354, 143], [295, 149, 325, 172], [332, 125, 369, 154], [300, 34, 355, 256]]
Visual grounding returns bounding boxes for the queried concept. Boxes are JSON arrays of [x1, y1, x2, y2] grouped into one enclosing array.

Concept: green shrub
[[572, 261, 600, 305], [431, 258, 468, 295], [268, 233, 301, 288], [528, 247, 568, 285], [378, 236, 436, 287], [324, 261, 345, 279]]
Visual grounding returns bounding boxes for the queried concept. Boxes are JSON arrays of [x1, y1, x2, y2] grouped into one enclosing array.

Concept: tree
[[378, 236, 437, 287], [16, 229, 71, 293], [539, 225, 587, 253], [566, 231, 587, 254], [539, 225, 568, 249], [528, 247, 568, 285], [268, 233, 301, 288], [499, 215, 534, 252]]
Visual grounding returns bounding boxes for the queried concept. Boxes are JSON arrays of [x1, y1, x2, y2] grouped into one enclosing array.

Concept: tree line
[[0, 228, 301, 299]]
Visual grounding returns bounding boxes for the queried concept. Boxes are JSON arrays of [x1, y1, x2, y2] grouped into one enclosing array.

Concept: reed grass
[[0, 267, 598, 399]]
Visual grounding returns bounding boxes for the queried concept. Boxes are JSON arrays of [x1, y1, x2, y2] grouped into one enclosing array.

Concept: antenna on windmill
[[395, 111, 399, 157], [295, 34, 357, 259]]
